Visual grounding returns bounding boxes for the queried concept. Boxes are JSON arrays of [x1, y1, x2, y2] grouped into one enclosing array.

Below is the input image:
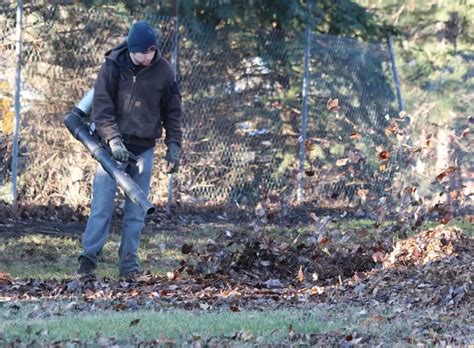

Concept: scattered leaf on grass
[[230, 305, 240, 312], [113, 303, 126, 311], [129, 319, 140, 326]]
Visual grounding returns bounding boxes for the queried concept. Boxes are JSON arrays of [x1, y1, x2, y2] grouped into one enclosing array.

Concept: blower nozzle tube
[[64, 90, 155, 215]]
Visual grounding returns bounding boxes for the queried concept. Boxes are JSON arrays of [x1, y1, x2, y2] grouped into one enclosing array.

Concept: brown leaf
[[378, 151, 390, 160], [0, 272, 12, 286], [461, 128, 470, 138], [135, 274, 153, 283], [181, 243, 193, 254], [384, 123, 399, 136], [357, 189, 368, 200], [230, 305, 240, 312], [436, 172, 448, 181], [129, 319, 140, 326], [310, 286, 324, 295], [350, 132, 362, 140], [319, 237, 331, 245], [305, 139, 314, 152], [305, 169, 315, 177], [308, 212, 318, 222], [369, 314, 385, 322], [114, 303, 127, 311], [297, 266, 305, 282], [450, 191, 461, 200], [372, 252, 387, 263], [438, 216, 451, 224], [411, 146, 422, 153], [166, 270, 179, 281], [436, 167, 457, 181], [336, 158, 349, 167], [326, 97, 340, 112]]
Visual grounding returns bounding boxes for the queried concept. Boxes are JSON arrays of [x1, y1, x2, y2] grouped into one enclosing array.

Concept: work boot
[[77, 256, 96, 275], [119, 269, 152, 281]]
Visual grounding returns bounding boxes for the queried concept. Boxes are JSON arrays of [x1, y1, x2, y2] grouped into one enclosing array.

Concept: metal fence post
[[167, 0, 179, 211], [11, 0, 23, 210], [297, 6, 312, 203], [387, 35, 404, 112]]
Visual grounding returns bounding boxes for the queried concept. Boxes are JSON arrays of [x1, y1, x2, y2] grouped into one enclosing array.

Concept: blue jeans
[[80, 147, 154, 275]]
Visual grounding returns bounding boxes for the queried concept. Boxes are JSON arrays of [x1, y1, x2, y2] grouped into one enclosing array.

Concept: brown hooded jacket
[[92, 42, 182, 148]]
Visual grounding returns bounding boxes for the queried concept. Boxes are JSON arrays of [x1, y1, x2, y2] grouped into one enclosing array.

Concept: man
[[77, 21, 182, 277]]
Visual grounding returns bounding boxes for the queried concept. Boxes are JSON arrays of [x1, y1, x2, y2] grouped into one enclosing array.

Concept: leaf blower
[[64, 89, 155, 215]]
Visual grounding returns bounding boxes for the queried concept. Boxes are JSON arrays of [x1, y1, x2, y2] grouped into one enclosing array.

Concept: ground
[[0, 211, 472, 346]]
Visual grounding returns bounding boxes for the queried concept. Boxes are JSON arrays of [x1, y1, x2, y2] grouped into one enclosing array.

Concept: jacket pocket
[[125, 98, 160, 139]]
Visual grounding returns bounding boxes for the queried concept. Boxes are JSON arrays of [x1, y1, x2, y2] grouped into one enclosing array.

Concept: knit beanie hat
[[127, 21, 157, 52]]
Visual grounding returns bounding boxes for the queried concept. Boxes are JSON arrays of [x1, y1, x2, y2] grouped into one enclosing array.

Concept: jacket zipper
[[120, 70, 136, 134], [119, 61, 158, 137]]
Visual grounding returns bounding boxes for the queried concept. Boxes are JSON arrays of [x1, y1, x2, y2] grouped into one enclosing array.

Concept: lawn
[[0, 216, 472, 346]]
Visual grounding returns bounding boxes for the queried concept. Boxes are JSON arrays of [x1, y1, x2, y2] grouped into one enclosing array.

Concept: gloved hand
[[109, 136, 129, 163], [165, 142, 181, 174]]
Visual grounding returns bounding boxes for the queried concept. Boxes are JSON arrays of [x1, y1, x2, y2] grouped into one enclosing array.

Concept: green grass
[[2, 300, 469, 345], [0, 222, 225, 280], [0, 303, 416, 345]]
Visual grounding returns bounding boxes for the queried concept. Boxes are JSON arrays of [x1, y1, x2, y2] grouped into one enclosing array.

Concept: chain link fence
[[0, 3, 406, 215], [302, 34, 399, 205]]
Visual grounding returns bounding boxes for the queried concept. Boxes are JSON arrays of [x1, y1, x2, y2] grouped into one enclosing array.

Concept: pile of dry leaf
[[0, 225, 471, 312]]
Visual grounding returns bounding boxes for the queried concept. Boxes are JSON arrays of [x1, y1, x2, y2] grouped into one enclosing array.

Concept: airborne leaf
[[378, 151, 390, 160], [350, 132, 362, 140], [436, 167, 457, 181], [336, 158, 349, 166], [326, 97, 340, 112]]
